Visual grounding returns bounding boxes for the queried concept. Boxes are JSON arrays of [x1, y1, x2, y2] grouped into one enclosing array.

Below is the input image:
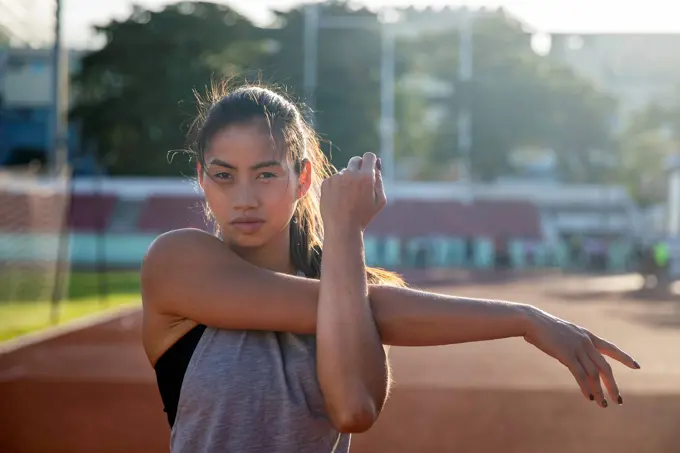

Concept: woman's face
[[198, 121, 310, 249]]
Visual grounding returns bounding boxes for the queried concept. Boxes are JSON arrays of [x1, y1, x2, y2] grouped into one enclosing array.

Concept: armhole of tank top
[[154, 323, 207, 428]]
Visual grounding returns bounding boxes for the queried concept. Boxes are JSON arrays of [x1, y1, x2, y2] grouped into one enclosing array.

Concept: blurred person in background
[[637, 237, 670, 289], [569, 233, 583, 269], [652, 239, 670, 288], [140, 83, 641, 453]]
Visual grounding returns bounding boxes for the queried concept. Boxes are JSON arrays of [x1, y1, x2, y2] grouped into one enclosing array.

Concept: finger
[[347, 156, 363, 172], [374, 159, 387, 207], [588, 333, 640, 370], [361, 152, 377, 174], [567, 359, 593, 402], [577, 352, 607, 408], [587, 347, 622, 405]]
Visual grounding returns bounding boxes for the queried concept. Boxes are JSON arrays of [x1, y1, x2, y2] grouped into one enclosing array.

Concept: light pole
[[51, 0, 68, 176], [303, 5, 474, 190], [303, 4, 319, 123], [665, 153, 680, 238], [379, 23, 396, 187], [457, 9, 473, 186], [50, 0, 72, 321], [302, 3, 398, 186]]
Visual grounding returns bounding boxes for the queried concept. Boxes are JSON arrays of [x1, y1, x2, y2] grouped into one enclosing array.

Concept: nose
[[232, 181, 258, 211]]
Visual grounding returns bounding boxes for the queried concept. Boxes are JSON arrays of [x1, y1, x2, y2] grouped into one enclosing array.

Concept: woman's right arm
[[142, 228, 639, 407], [143, 228, 519, 340]]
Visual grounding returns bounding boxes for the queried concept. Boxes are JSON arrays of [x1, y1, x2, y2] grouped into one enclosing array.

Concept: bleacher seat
[[69, 194, 119, 232], [137, 196, 212, 233]]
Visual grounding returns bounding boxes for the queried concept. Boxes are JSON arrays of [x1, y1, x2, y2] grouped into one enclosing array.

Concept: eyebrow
[[208, 159, 282, 170]]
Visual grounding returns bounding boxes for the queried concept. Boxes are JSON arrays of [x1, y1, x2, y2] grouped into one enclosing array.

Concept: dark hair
[[189, 81, 405, 286]]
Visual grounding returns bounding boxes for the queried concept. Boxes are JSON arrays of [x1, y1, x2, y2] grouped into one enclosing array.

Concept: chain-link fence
[[0, 167, 72, 338]]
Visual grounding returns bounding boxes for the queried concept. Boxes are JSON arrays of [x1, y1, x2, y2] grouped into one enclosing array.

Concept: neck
[[229, 226, 297, 275]]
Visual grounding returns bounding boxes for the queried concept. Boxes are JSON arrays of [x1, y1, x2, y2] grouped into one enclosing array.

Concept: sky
[[60, 0, 680, 48]]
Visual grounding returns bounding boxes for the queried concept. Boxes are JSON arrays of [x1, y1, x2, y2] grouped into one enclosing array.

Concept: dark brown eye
[[214, 172, 232, 180]]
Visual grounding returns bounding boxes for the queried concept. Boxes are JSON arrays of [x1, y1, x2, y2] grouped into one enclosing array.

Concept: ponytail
[[289, 205, 406, 287], [289, 207, 320, 278]]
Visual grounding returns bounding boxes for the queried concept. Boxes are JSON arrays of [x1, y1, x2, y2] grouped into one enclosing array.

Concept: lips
[[230, 217, 265, 234]]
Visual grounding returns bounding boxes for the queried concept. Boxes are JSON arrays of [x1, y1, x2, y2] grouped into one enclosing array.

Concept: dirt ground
[[0, 272, 678, 453]]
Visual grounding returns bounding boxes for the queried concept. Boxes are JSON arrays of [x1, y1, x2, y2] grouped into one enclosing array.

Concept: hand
[[523, 307, 640, 408], [320, 152, 386, 231]]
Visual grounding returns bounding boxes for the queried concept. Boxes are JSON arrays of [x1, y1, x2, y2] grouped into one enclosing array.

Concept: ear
[[197, 162, 205, 191], [297, 159, 312, 199]]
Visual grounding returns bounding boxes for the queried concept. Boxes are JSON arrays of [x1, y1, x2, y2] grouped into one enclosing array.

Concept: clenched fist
[[320, 152, 386, 231]]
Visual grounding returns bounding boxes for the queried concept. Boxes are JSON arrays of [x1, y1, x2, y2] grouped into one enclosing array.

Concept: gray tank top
[[170, 287, 351, 452]]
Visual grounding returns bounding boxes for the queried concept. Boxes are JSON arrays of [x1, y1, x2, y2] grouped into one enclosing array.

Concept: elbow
[[328, 401, 379, 434]]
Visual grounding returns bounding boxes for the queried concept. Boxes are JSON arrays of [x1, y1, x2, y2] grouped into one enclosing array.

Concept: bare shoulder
[[141, 228, 226, 365], [143, 228, 224, 264], [141, 227, 320, 362], [142, 228, 232, 291]]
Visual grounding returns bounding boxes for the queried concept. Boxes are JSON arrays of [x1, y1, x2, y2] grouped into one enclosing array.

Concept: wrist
[[323, 218, 364, 238], [323, 226, 363, 251], [515, 303, 540, 338]]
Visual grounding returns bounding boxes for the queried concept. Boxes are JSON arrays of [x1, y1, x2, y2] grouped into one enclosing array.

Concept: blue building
[[0, 47, 96, 174]]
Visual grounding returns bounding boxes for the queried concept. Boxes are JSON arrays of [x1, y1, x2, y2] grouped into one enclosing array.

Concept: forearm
[[317, 227, 387, 431], [206, 263, 532, 345], [369, 285, 532, 346]]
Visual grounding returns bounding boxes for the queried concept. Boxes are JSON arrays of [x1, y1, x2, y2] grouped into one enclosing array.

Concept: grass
[[0, 270, 142, 342]]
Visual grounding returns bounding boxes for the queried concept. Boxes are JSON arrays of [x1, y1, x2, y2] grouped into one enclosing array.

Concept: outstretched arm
[[143, 229, 532, 346], [142, 229, 640, 411]]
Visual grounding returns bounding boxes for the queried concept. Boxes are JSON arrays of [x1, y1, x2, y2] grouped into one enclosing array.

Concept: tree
[[71, 2, 266, 176], [258, 1, 384, 170], [612, 103, 677, 206], [71, 1, 617, 183], [395, 8, 618, 182]]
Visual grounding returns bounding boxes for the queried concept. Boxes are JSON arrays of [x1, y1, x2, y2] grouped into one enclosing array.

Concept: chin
[[223, 230, 269, 249], [221, 221, 288, 250], [227, 236, 267, 249]]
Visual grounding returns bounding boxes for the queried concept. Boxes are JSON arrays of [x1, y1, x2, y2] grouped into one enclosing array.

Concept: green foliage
[[70, 1, 620, 183], [72, 2, 266, 176], [399, 9, 617, 181], [259, 3, 383, 169], [613, 103, 678, 205]]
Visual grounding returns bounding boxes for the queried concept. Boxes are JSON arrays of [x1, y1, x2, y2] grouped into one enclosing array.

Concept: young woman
[[141, 84, 640, 453]]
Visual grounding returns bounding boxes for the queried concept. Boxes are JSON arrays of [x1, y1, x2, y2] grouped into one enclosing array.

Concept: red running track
[[1, 273, 679, 453]]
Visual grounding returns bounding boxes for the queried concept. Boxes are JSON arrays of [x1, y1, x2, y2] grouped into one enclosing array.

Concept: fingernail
[[617, 395, 623, 405], [602, 399, 608, 408], [633, 361, 641, 369], [589, 394, 594, 401], [376, 158, 382, 171]]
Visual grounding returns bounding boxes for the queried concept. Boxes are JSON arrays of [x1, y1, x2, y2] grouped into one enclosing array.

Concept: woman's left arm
[[316, 153, 391, 434], [316, 222, 389, 434]]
